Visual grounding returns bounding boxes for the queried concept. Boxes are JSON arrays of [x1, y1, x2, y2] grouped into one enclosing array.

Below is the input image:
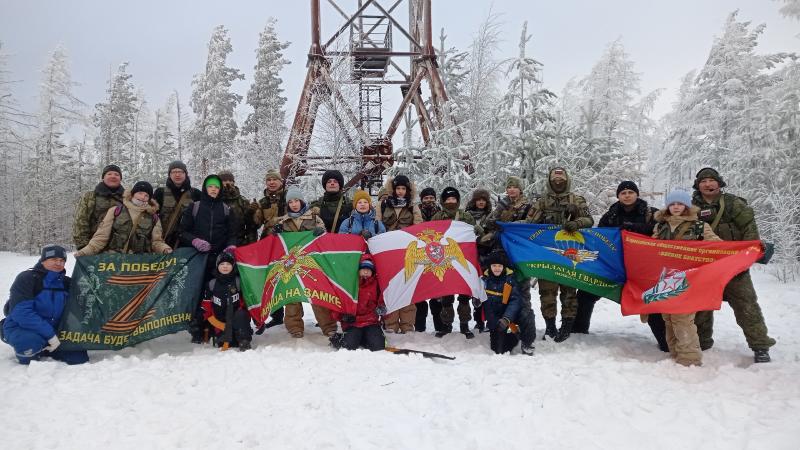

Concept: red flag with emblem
[[367, 220, 486, 314]]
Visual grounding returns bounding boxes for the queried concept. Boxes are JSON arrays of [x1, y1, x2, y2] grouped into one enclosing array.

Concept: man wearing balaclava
[[526, 167, 593, 343]]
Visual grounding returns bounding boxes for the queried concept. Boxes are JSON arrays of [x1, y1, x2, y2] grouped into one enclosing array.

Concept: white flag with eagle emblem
[[367, 220, 486, 314]]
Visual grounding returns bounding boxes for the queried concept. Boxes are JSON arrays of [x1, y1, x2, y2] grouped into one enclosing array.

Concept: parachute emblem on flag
[[544, 230, 599, 267], [404, 228, 469, 282], [266, 246, 322, 286], [643, 267, 689, 304]]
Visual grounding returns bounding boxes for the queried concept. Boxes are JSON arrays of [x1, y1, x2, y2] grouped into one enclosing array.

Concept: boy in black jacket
[[200, 252, 253, 351]]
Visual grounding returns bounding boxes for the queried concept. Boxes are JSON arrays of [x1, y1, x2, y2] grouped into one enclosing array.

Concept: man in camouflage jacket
[[691, 167, 775, 363], [72, 164, 125, 251], [526, 167, 593, 343]]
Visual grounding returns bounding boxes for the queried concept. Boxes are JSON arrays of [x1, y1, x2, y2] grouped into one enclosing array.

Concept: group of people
[[0, 161, 774, 367]]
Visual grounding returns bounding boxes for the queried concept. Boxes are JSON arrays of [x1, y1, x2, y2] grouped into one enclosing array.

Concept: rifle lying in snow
[[385, 346, 456, 360]]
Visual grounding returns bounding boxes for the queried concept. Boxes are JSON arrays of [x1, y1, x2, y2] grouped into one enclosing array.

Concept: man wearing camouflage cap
[[692, 167, 775, 363]]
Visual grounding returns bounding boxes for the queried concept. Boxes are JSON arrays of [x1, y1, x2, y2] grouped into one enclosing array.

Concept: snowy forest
[[0, 6, 798, 279]]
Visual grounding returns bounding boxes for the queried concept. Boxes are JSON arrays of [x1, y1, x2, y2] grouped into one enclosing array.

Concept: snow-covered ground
[[0, 251, 798, 449]]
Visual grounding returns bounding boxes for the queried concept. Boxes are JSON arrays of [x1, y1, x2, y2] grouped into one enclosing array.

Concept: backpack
[[193, 201, 230, 218], [208, 277, 240, 292]]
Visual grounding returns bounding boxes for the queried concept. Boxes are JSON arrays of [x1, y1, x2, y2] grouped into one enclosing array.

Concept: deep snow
[[0, 252, 797, 449]]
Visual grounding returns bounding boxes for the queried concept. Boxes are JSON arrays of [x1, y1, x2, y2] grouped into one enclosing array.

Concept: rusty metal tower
[[280, 0, 454, 188]]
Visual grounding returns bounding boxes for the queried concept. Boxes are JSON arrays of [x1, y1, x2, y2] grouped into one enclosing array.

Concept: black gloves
[[374, 306, 387, 317], [496, 317, 510, 332], [313, 227, 325, 236], [563, 221, 578, 233], [360, 229, 373, 239], [272, 223, 284, 235]]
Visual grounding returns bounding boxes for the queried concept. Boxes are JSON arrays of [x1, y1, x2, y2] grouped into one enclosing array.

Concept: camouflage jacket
[[221, 186, 258, 245], [153, 179, 201, 248], [254, 188, 287, 239], [310, 192, 353, 233], [527, 173, 593, 228], [73, 182, 125, 250], [431, 207, 482, 236], [692, 191, 759, 241], [485, 195, 531, 233]]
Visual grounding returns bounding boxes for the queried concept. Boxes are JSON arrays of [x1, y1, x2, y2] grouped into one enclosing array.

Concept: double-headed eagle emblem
[[404, 229, 469, 282], [265, 246, 321, 286]]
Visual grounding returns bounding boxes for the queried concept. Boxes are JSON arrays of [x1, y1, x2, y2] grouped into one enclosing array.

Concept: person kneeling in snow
[[478, 251, 529, 355], [1, 245, 89, 365], [329, 254, 386, 351], [200, 252, 253, 351]]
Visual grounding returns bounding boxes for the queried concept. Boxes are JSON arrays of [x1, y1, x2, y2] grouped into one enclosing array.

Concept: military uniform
[[310, 192, 353, 233], [692, 189, 775, 352], [431, 205, 480, 335], [221, 186, 258, 245], [153, 179, 201, 248], [254, 188, 287, 239], [526, 168, 593, 339], [73, 182, 125, 250]]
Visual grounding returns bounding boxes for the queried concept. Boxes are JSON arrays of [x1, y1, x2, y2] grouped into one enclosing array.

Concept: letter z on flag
[[368, 220, 486, 314]]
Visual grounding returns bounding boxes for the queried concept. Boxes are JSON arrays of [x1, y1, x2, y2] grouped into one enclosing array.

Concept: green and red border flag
[[368, 220, 486, 313], [620, 231, 763, 315], [235, 231, 366, 325]]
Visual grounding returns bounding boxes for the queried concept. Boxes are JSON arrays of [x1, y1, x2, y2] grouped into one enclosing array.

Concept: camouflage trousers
[[439, 295, 472, 330], [537, 279, 577, 320], [694, 271, 775, 351]]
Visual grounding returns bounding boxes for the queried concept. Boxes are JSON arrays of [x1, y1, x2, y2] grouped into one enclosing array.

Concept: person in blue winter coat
[[478, 251, 527, 355], [338, 189, 386, 238], [1, 245, 89, 365]]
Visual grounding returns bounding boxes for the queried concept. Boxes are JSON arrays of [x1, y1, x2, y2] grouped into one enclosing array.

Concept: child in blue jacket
[[338, 189, 386, 238], [479, 251, 525, 355], [1, 245, 89, 365]]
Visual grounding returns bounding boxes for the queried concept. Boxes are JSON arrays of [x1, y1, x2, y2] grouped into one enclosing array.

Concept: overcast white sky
[[1, 0, 798, 128]]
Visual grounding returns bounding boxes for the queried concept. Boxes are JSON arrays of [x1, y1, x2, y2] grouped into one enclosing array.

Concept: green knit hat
[[506, 176, 524, 189], [693, 167, 726, 190], [265, 169, 283, 182], [204, 175, 222, 190]]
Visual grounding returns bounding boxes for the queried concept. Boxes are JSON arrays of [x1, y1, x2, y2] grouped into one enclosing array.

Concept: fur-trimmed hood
[[382, 175, 417, 204]]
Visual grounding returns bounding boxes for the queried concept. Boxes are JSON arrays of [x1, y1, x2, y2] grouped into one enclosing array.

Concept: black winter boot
[[435, 326, 452, 338], [239, 339, 252, 351], [554, 318, 575, 343], [572, 293, 596, 334], [460, 323, 475, 340], [754, 349, 771, 363], [544, 318, 558, 340], [647, 314, 669, 352]]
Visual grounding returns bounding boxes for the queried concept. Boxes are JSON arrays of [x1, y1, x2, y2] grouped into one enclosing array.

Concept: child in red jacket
[[330, 254, 386, 351]]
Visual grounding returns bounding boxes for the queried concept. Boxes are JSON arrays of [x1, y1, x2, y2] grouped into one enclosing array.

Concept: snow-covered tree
[[553, 39, 660, 209], [23, 47, 85, 252], [659, 11, 798, 278], [492, 21, 556, 191], [94, 62, 138, 169], [0, 41, 34, 251], [239, 18, 290, 197], [190, 25, 244, 176], [774, 0, 800, 20]]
